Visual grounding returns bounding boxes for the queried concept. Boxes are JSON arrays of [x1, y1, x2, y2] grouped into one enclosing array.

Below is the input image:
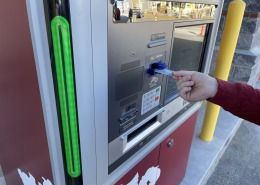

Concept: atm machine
[[0, 0, 223, 185]]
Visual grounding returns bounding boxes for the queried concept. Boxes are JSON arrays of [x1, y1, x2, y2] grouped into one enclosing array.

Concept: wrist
[[209, 77, 218, 98]]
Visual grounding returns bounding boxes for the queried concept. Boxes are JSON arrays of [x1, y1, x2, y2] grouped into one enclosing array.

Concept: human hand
[[173, 71, 218, 102]]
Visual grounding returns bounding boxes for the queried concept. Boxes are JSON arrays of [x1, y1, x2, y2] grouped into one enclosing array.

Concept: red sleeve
[[208, 79, 260, 126]]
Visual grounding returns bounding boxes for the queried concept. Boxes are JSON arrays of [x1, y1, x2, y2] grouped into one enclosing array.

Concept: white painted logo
[[17, 168, 53, 185], [127, 166, 161, 185], [183, 100, 189, 106], [149, 77, 158, 87]]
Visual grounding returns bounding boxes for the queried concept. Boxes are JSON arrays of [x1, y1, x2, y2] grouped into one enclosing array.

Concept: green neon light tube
[[51, 16, 81, 178]]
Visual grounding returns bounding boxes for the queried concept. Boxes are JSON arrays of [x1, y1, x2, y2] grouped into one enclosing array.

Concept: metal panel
[[91, 0, 109, 184], [202, 0, 224, 74], [69, 1, 97, 184]]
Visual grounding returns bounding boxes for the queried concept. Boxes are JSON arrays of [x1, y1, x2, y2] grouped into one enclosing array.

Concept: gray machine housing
[[108, 21, 172, 171], [107, 1, 219, 174], [27, 0, 224, 184]]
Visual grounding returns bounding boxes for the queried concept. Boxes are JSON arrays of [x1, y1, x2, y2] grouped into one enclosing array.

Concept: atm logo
[[149, 77, 159, 88], [126, 166, 161, 185]]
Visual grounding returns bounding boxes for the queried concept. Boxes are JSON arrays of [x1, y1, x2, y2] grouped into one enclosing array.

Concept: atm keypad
[[141, 86, 161, 115]]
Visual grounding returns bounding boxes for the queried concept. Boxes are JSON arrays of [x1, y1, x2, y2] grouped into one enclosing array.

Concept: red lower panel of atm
[[157, 111, 198, 185], [115, 111, 198, 185], [0, 1, 53, 185], [115, 145, 161, 185]]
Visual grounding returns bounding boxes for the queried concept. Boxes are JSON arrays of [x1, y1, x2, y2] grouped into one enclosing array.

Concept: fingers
[[177, 80, 194, 92], [173, 70, 194, 78], [179, 86, 192, 100], [176, 75, 192, 87], [176, 75, 194, 101]]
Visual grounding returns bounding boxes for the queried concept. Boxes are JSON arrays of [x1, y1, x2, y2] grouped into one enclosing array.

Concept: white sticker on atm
[[126, 166, 161, 185], [141, 86, 161, 115], [18, 168, 53, 185]]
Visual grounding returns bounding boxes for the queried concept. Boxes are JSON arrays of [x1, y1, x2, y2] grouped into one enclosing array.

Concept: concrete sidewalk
[[181, 105, 241, 185], [206, 120, 260, 185], [0, 164, 5, 185]]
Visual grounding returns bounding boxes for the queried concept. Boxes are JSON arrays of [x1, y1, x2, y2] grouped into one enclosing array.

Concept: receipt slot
[[0, 0, 223, 185]]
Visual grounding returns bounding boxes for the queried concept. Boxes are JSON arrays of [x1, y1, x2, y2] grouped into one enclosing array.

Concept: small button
[[139, 141, 144, 147], [167, 139, 174, 148], [151, 34, 157, 41], [157, 33, 166, 40], [146, 135, 151, 141]]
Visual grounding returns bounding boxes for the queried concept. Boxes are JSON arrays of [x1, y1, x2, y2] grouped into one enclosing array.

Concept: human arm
[[208, 78, 260, 125], [173, 71, 260, 125]]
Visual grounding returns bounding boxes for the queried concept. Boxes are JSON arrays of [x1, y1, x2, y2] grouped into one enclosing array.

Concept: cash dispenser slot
[[123, 115, 162, 153], [127, 116, 157, 142]]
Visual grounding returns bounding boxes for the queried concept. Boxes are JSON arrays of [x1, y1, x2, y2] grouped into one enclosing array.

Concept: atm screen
[[165, 24, 208, 102]]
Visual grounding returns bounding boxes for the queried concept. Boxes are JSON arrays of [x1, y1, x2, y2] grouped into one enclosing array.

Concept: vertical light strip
[[51, 16, 81, 178]]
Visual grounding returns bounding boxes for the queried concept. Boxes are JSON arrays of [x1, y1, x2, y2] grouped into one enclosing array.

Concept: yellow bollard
[[200, 0, 246, 142]]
